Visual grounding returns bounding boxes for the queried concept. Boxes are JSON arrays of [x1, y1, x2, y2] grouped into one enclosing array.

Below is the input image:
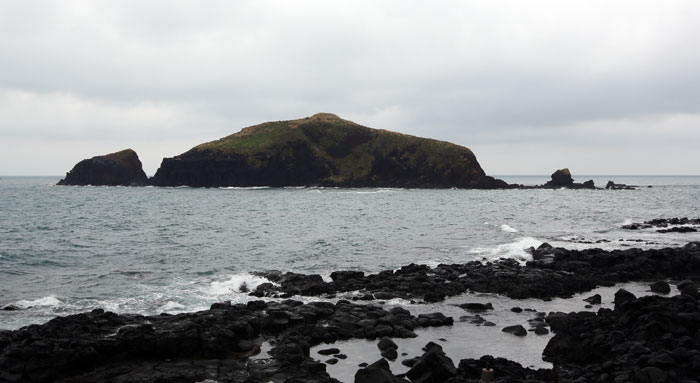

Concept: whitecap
[[15, 295, 62, 308], [500, 224, 518, 233], [219, 186, 270, 190], [160, 301, 186, 312], [206, 273, 278, 296], [468, 237, 543, 262]]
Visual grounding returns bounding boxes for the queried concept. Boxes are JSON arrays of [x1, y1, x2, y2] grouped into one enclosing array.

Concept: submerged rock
[[502, 325, 527, 336], [58, 149, 148, 186], [650, 281, 671, 294], [458, 302, 493, 312], [606, 180, 637, 190], [583, 294, 602, 305]]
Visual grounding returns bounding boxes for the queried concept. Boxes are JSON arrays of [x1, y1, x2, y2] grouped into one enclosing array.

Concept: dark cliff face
[[153, 142, 335, 188], [151, 113, 509, 189], [58, 149, 148, 186]]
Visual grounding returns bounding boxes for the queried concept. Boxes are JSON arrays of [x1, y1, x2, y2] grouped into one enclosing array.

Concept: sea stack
[[543, 168, 595, 189], [58, 149, 148, 186], [151, 113, 508, 189], [545, 168, 574, 187]]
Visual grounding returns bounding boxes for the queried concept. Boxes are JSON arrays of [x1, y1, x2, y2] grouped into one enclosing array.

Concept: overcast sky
[[1, 1, 699, 176]]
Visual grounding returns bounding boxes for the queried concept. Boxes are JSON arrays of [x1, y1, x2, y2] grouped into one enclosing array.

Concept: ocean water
[[1, 176, 699, 374], [1, 175, 698, 328]]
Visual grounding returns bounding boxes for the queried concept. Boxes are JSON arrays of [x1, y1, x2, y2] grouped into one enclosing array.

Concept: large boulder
[[405, 343, 457, 382], [58, 149, 148, 186], [545, 168, 573, 187], [354, 358, 402, 383]]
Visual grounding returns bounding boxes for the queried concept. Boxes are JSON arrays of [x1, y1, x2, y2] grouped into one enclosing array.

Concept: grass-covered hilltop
[[151, 113, 508, 188]]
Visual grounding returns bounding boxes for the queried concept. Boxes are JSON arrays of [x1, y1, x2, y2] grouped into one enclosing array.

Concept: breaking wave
[[468, 237, 543, 262]]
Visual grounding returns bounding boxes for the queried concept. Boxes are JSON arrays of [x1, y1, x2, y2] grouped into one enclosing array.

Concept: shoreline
[[2, 243, 700, 382]]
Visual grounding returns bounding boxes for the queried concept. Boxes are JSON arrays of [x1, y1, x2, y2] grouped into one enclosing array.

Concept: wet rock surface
[[543, 289, 700, 382], [623, 217, 700, 232], [0, 300, 452, 382], [3, 243, 700, 382], [606, 180, 638, 190], [253, 242, 700, 301]]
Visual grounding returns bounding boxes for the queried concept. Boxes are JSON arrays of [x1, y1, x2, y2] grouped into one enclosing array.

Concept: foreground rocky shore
[[2, 243, 700, 382], [252, 242, 700, 301]]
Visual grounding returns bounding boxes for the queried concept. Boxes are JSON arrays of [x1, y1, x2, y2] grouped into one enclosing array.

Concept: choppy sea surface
[[1, 175, 699, 376]]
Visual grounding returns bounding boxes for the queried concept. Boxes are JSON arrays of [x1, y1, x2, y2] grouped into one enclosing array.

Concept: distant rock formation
[[545, 168, 573, 187], [542, 168, 595, 189], [606, 180, 637, 190], [57, 149, 148, 186], [151, 113, 509, 189]]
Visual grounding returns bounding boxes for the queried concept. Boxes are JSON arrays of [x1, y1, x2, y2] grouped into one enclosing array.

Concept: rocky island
[[150, 113, 507, 188], [57, 114, 639, 191], [57, 149, 148, 186]]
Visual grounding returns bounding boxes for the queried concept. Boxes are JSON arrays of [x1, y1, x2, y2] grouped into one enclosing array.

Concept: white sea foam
[[621, 218, 634, 226], [207, 274, 277, 296], [419, 260, 443, 269], [160, 301, 186, 312], [500, 224, 518, 233], [15, 295, 62, 308], [219, 186, 270, 190], [468, 237, 543, 262]]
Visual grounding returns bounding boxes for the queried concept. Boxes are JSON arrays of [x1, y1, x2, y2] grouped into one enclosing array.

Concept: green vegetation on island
[[151, 113, 506, 188]]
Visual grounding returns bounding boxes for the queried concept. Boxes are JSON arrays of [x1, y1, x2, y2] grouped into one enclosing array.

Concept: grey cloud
[[1, 1, 699, 175]]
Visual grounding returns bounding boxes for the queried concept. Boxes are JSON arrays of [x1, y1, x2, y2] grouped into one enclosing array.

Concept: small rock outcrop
[[606, 180, 637, 190], [58, 149, 148, 186], [622, 217, 700, 232], [543, 168, 595, 189], [545, 168, 574, 187]]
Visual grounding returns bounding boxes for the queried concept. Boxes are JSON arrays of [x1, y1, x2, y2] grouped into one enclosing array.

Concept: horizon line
[[2, 174, 700, 178]]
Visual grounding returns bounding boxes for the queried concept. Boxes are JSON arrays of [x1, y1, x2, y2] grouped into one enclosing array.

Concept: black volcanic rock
[[543, 294, 700, 382], [250, 243, 700, 303], [622, 217, 700, 231], [541, 168, 596, 189], [58, 149, 147, 186], [650, 281, 671, 294], [502, 325, 527, 336], [354, 358, 401, 383], [546, 168, 573, 187], [405, 344, 457, 383], [151, 113, 509, 189], [0, 299, 455, 383]]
